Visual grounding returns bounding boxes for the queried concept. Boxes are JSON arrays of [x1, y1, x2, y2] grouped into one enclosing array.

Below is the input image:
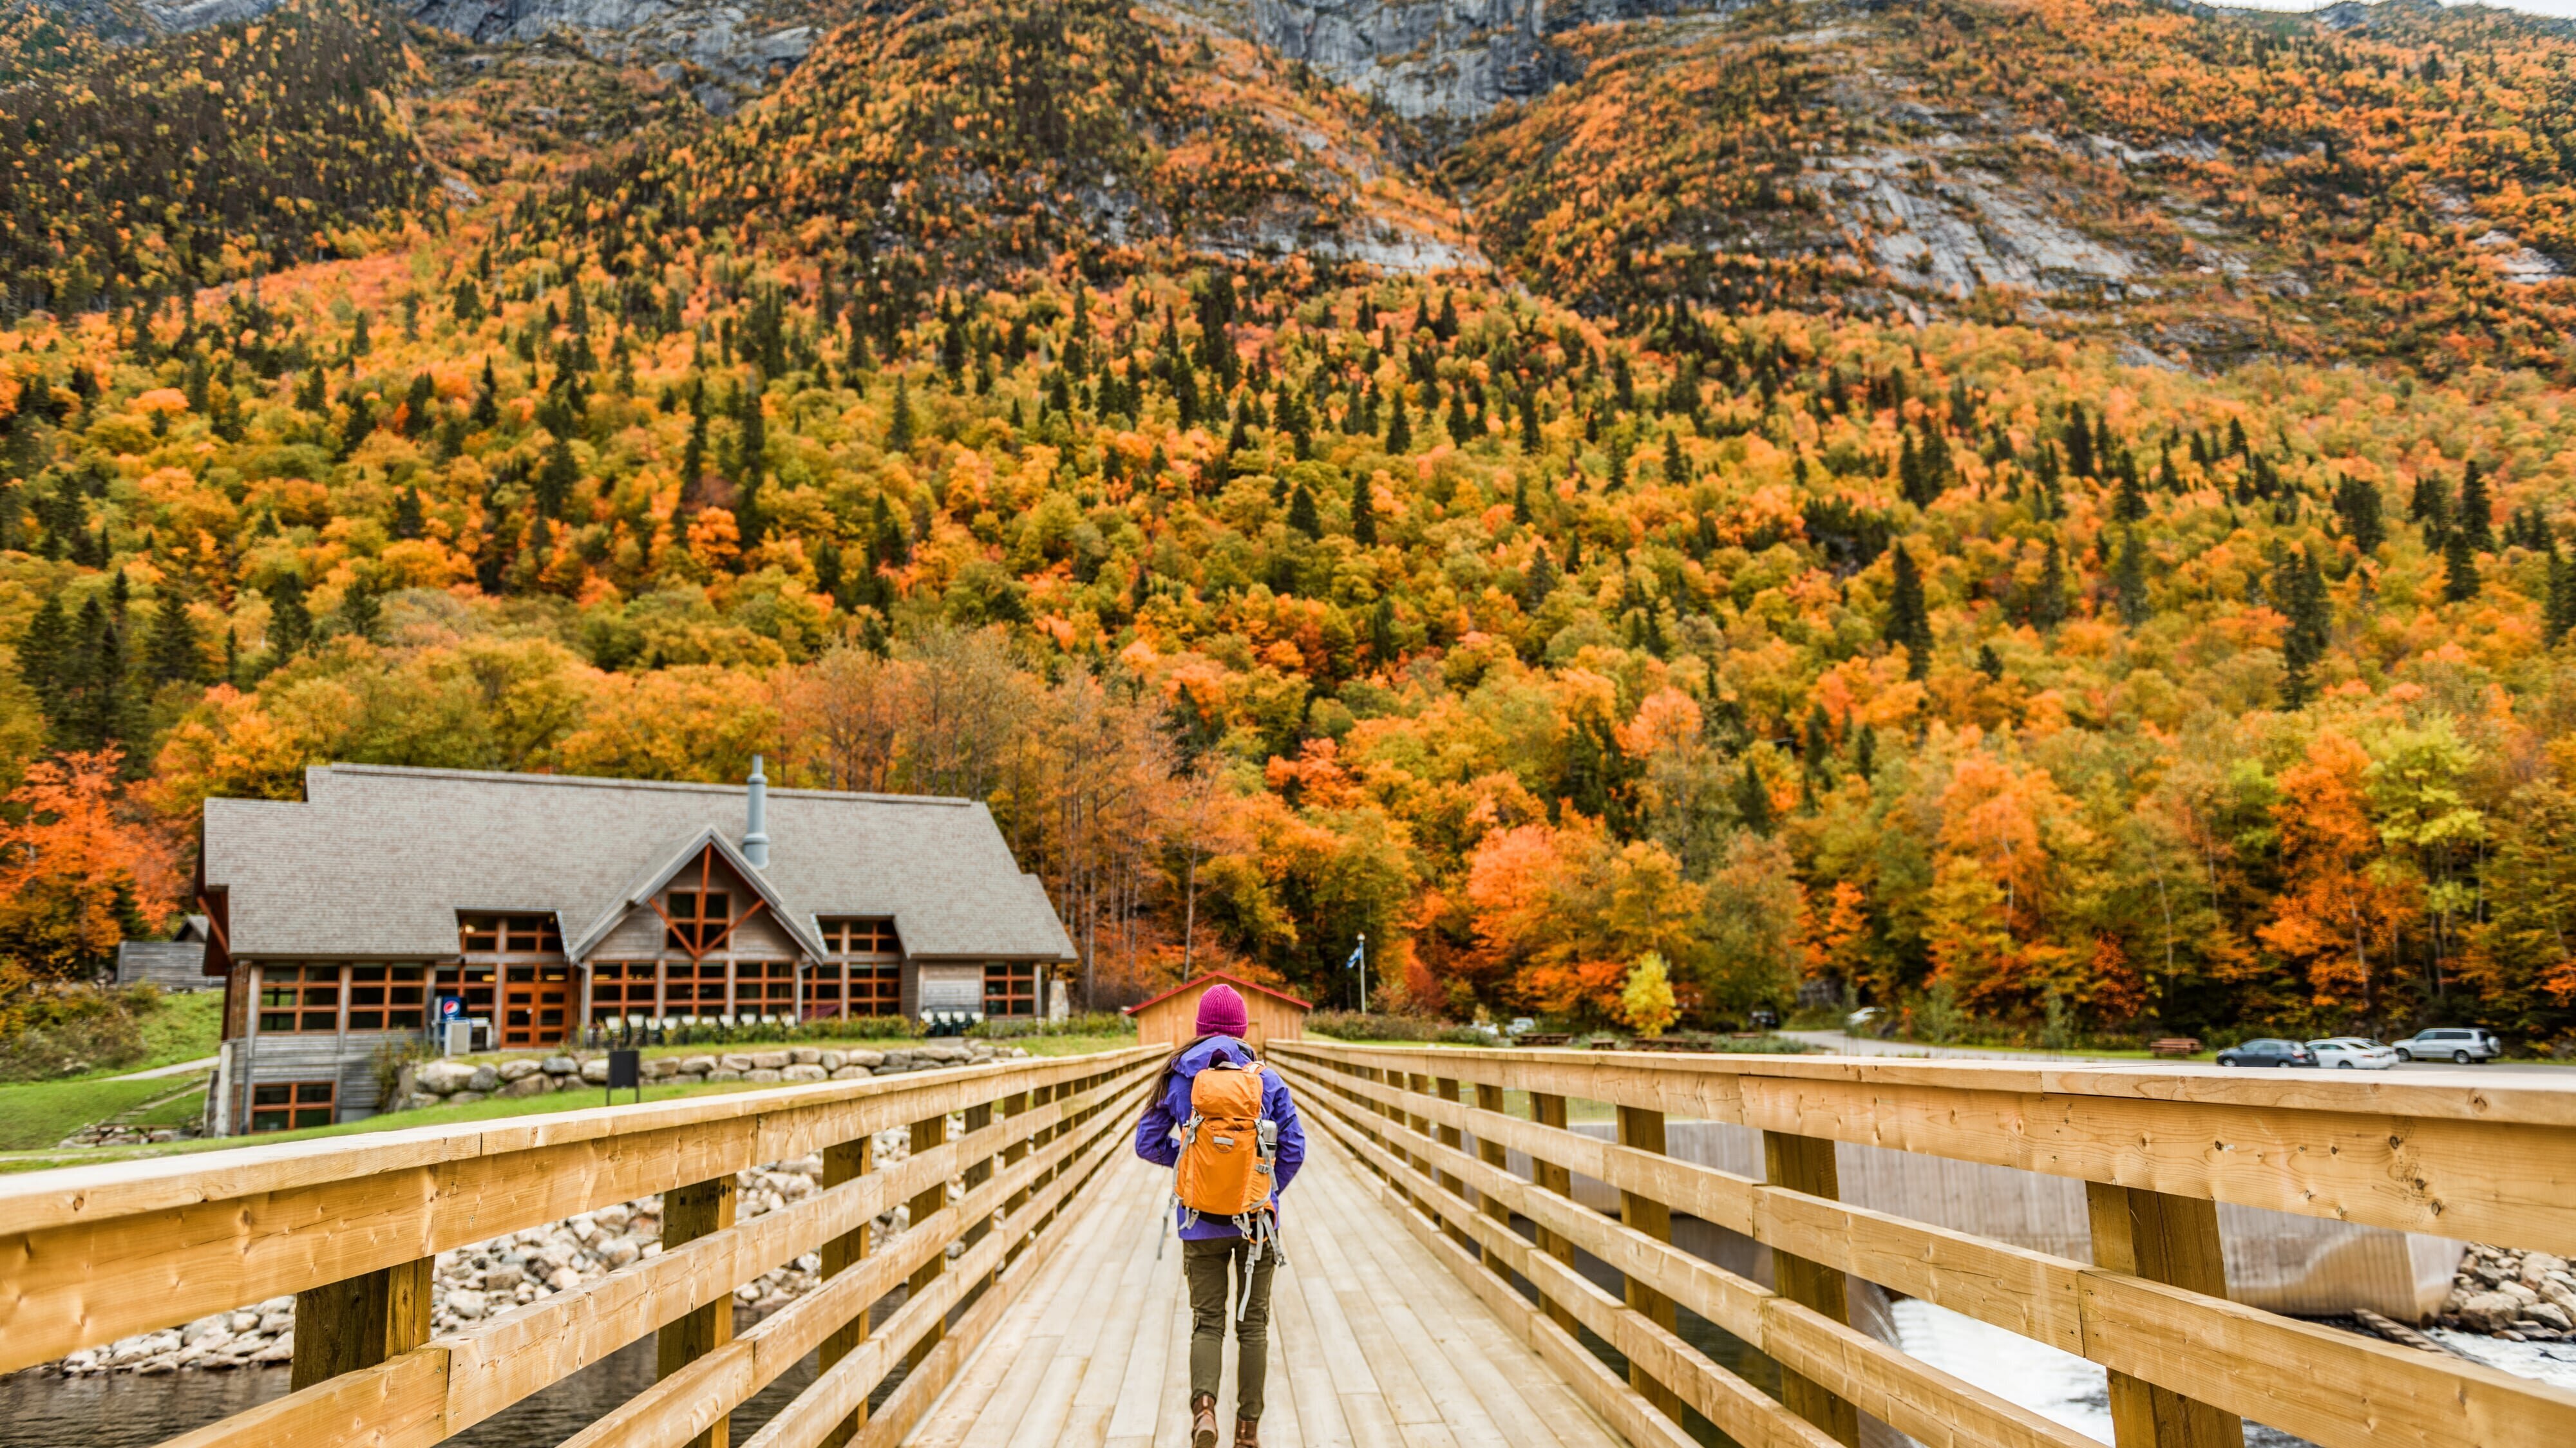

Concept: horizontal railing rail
[[1270, 1040, 2576, 1448], [0, 1046, 1162, 1448]]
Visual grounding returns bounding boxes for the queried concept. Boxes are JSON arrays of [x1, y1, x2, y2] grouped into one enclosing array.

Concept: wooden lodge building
[[194, 761, 1076, 1135]]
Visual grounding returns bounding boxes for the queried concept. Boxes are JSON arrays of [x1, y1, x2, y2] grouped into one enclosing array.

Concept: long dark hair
[[1158, 1031, 1255, 1092]]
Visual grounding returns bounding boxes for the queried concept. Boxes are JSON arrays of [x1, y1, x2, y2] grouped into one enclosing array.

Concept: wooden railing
[[0, 1046, 1162, 1448], [1269, 1040, 2576, 1448]]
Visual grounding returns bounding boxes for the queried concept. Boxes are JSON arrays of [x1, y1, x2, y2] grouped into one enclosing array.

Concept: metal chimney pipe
[[744, 755, 772, 869]]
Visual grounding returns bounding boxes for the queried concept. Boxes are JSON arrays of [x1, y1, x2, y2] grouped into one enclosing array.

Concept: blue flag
[[1344, 943, 1365, 971]]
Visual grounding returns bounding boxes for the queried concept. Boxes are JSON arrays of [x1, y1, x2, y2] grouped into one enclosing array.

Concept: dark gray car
[[2215, 1038, 2315, 1067]]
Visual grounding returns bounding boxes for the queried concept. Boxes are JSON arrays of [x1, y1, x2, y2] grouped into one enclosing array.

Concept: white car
[[2307, 1037, 2401, 1070]]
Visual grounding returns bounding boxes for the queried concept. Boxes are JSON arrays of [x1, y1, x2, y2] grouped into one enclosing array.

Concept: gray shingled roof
[[201, 764, 1077, 964]]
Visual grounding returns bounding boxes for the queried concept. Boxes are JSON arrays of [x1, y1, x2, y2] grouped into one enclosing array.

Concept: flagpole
[[1358, 932, 1367, 1014]]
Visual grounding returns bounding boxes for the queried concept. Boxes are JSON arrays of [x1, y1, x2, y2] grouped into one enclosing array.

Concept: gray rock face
[[401, 0, 813, 107], [1255, 0, 1551, 120]]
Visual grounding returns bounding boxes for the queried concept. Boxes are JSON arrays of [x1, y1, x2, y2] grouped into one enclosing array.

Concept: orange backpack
[[1160, 1056, 1285, 1304]]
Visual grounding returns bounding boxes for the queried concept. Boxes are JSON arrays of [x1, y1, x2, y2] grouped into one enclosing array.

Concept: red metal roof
[[1121, 970, 1314, 1015]]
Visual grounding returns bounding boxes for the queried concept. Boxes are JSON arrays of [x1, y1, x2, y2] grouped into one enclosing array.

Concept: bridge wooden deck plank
[[902, 1125, 1627, 1448]]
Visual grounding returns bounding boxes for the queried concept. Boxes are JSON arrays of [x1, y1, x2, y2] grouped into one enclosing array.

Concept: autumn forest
[[5, 0, 2576, 1053]]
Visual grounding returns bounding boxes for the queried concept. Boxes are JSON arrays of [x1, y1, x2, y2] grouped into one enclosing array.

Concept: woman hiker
[[1134, 983, 1307, 1448]]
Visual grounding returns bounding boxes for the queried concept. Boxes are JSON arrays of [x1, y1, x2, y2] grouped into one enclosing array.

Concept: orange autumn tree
[[1464, 816, 1703, 1023], [1924, 748, 2094, 1015], [2257, 731, 2418, 1019], [0, 751, 182, 980]]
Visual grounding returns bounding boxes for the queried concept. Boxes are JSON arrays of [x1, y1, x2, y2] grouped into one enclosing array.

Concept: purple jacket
[[1133, 1036, 1306, 1239]]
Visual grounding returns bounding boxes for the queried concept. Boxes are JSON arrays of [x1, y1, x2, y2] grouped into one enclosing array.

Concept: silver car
[[2306, 1037, 2400, 1070], [2392, 1028, 2503, 1064]]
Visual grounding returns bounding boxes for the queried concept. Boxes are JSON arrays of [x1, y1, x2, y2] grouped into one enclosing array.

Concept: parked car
[[2392, 1028, 2503, 1064], [2215, 1038, 2316, 1067], [2306, 1037, 2400, 1070]]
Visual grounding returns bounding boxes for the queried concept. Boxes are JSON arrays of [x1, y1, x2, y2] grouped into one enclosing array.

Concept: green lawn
[[0, 1032, 1144, 1175], [0, 1077, 186, 1151]]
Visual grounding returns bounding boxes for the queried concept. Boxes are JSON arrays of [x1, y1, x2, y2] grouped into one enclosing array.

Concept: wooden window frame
[[247, 1080, 336, 1133], [257, 964, 346, 1034], [983, 961, 1039, 1018], [345, 964, 428, 1033]]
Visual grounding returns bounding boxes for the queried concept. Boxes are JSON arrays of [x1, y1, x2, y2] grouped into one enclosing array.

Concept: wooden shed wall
[[1131, 979, 1305, 1049]]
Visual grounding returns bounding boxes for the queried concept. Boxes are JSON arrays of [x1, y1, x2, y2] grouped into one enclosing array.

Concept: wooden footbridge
[[6, 1043, 2576, 1448]]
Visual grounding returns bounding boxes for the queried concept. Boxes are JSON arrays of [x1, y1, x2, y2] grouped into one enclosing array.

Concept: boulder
[[2528, 1301, 2575, 1332], [645, 1057, 681, 1079], [580, 1058, 611, 1084], [747, 1068, 784, 1083], [418, 1060, 478, 1094], [542, 1055, 580, 1076], [503, 1075, 551, 1098], [467, 1065, 501, 1093], [679, 1055, 719, 1075], [842, 1049, 886, 1069], [497, 1059, 542, 1082], [447, 1290, 490, 1321], [829, 1066, 869, 1080], [450, 1091, 488, 1106], [790, 1048, 822, 1066], [781, 1064, 828, 1082], [401, 1093, 444, 1112], [749, 1051, 790, 1071], [2458, 1291, 2524, 1332], [818, 1051, 844, 1071], [708, 1069, 744, 1082], [720, 1054, 755, 1072]]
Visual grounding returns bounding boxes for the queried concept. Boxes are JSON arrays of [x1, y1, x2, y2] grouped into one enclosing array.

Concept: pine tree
[[267, 572, 312, 660], [471, 359, 500, 429], [386, 482, 427, 542], [147, 591, 201, 684], [17, 593, 66, 718], [1662, 430, 1685, 484], [2032, 537, 2068, 629], [2112, 530, 2150, 625], [1350, 475, 1376, 546], [873, 494, 910, 568], [1520, 396, 1542, 453], [2063, 405, 2096, 478], [535, 438, 578, 519], [1736, 759, 1774, 834], [2333, 474, 2385, 554], [2459, 461, 2494, 551], [1370, 597, 1397, 661], [2549, 548, 2576, 646], [349, 309, 371, 359], [2443, 527, 2481, 603], [1386, 391, 1411, 452], [1520, 545, 1557, 612], [1288, 484, 1322, 538], [887, 374, 914, 452], [1976, 643, 2005, 682], [1888, 545, 1932, 679], [2112, 464, 2148, 523]]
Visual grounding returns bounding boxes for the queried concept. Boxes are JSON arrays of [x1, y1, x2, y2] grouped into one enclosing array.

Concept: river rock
[[467, 1065, 500, 1093], [782, 1064, 827, 1082], [581, 1058, 611, 1084], [496, 1059, 541, 1082], [2457, 1291, 2523, 1331]]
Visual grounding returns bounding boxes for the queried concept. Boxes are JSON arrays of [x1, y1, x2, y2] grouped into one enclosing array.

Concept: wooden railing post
[[1433, 1077, 1476, 1252], [905, 1109, 950, 1371], [1615, 1104, 1685, 1422], [961, 1097, 996, 1267], [998, 1088, 1033, 1268], [290, 1255, 431, 1390], [2087, 1182, 2244, 1448], [658, 1174, 740, 1448], [818, 1131, 873, 1448], [1473, 1082, 1511, 1275], [1527, 1091, 1579, 1335], [1763, 1131, 1861, 1447]]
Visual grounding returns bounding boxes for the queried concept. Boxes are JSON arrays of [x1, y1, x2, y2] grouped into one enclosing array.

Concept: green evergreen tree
[[1386, 391, 1411, 452], [1350, 474, 1376, 546], [2549, 548, 2576, 646], [267, 571, 312, 661], [887, 374, 914, 452], [17, 593, 66, 719], [2112, 530, 2150, 625], [2333, 474, 2385, 554], [1662, 430, 1686, 485], [1736, 759, 1774, 834], [1888, 545, 1932, 679], [2112, 463, 2148, 523], [1288, 484, 1322, 538], [1520, 544, 1557, 612], [2459, 460, 2494, 551], [2032, 536, 2068, 629], [392, 486, 425, 541], [147, 591, 201, 684], [1370, 598, 1397, 662], [535, 438, 578, 518], [2443, 527, 2481, 603]]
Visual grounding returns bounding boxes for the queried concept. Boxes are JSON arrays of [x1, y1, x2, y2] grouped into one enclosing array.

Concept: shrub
[[970, 1013, 1136, 1039], [1308, 1010, 1448, 1041], [0, 981, 158, 1081]]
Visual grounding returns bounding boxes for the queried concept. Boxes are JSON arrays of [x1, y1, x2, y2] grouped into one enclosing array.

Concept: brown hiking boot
[[1234, 1418, 1260, 1448], [1189, 1394, 1219, 1448]]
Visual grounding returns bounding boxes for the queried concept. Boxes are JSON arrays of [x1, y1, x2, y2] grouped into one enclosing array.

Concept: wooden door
[[503, 964, 574, 1048]]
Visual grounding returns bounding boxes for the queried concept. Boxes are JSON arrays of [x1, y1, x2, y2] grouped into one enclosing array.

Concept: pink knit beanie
[[1195, 983, 1250, 1039]]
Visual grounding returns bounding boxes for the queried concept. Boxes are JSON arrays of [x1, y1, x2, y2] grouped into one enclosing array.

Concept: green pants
[[1182, 1234, 1277, 1421]]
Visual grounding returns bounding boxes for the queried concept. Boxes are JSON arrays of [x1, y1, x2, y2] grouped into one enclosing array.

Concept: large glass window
[[459, 913, 562, 954], [820, 917, 900, 956], [249, 1081, 335, 1133], [432, 964, 497, 1022], [258, 965, 342, 1033], [983, 962, 1039, 1018], [346, 964, 427, 1031], [666, 890, 732, 954], [591, 962, 656, 1017], [853, 964, 900, 1015], [744, 959, 796, 1016]]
